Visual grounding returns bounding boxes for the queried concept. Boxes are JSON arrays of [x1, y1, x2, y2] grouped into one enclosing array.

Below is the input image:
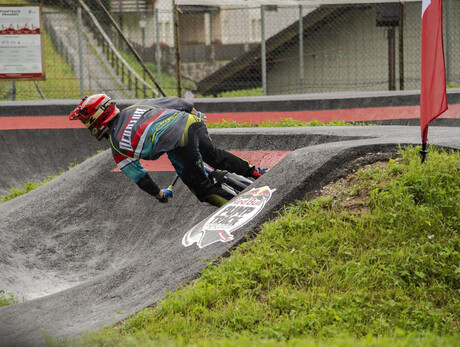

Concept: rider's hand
[[196, 111, 207, 123], [157, 188, 174, 203]]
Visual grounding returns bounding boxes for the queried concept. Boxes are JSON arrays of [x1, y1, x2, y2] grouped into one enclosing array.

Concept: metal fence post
[[77, 6, 85, 98], [204, 12, 211, 46], [388, 27, 396, 91], [140, 14, 146, 97], [398, 3, 405, 90], [34, 81, 45, 99], [174, 3, 182, 97], [445, 0, 452, 85], [155, 8, 162, 87], [9, 82, 16, 101], [261, 5, 267, 96], [299, 5, 304, 94]]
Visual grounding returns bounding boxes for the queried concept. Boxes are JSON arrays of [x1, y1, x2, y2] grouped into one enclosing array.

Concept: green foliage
[[0, 290, 17, 307], [0, 155, 98, 203], [207, 118, 363, 128], [1, 181, 41, 203], [217, 88, 263, 98], [52, 146, 459, 346], [49, 332, 460, 347], [1, 170, 67, 203], [2, 0, 27, 4]]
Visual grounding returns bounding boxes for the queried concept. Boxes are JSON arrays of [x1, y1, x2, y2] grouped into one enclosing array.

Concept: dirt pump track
[[0, 124, 459, 345]]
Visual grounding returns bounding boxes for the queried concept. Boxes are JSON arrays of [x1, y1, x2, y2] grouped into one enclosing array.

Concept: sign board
[[0, 5, 45, 81]]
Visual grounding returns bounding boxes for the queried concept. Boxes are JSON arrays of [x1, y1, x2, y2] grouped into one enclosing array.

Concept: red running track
[[2, 105, 459, 130], [110, 150, 290, 172]]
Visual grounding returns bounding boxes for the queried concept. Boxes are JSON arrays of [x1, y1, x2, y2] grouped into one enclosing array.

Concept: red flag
[[420, 0, 448, 144]]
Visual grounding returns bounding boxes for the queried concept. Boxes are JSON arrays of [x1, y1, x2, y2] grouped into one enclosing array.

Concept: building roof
[[180, 5, 220, 14], [197, 5, 354, 96]]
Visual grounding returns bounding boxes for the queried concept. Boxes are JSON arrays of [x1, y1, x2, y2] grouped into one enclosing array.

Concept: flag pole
[[420, 142, 427, 163], [419, 0, 448, 164]]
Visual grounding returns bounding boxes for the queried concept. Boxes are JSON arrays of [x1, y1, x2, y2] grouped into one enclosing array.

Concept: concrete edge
[[2, 89, 460, 116]]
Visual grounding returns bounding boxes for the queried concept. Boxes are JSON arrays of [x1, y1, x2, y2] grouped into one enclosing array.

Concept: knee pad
[[204, 194, 228, 207]]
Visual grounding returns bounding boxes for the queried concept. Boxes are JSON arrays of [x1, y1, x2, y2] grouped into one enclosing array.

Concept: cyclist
[[69, 94, 264, 207]]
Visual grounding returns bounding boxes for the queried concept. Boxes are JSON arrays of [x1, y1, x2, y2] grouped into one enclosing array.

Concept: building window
[[164, 21, 171, 44], [223, 19, 229, 41], [251, 19, 261, 42]]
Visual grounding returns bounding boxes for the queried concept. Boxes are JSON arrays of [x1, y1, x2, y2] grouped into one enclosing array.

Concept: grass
[[0, 156, 96, 203], [0, 173, 79, 203], [46, 333, 460, 347], [206, 118, 365, 128], [214, 88, 263, 98], [44, 145, 459, 346], [1, 170, 67, 204], [0, 0, 28, 4], [0, 290, 18, 307]]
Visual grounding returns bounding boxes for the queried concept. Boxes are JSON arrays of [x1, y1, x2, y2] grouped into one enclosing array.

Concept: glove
[[196, 111, 207, 123], [157, 188, 174, 203]]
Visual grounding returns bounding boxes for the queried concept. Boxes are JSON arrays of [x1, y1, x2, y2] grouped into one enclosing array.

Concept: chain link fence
[[1, 0, 459, 101]]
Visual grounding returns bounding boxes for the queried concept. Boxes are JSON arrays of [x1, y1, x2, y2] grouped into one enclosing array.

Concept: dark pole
[[140, 14, 146, 97], [388, 27, 396, 91], [399, 2, 404, 90], [9, 82, 16, 101], [420, 142, 428, 163], [174, 3, 182, 97]]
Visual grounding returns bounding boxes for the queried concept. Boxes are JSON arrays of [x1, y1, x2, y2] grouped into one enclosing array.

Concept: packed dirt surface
[[318, 157, 393, 215], [1, 126, 459, 346]]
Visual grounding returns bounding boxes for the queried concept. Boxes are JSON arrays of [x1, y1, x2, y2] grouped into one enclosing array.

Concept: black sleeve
[[136, 173, 160, 197], [149, 97, 194, 113]]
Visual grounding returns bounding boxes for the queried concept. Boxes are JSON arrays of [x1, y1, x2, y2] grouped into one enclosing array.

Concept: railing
[[78, 0, 159, 98], [111, 0, 148, 14]]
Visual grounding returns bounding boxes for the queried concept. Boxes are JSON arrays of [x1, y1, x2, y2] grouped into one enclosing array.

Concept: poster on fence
[[0, 5, 45, 81]]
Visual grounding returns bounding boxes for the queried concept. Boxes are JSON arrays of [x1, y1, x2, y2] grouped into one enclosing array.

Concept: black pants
[[168, 122, 253, 205]]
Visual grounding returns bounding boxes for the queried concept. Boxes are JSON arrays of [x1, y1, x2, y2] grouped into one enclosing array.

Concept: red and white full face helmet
[[69, 94, 119, 140]]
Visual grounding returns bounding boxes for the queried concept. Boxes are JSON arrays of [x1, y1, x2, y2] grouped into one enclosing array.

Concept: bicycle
[[166, 163, 253, 200]]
